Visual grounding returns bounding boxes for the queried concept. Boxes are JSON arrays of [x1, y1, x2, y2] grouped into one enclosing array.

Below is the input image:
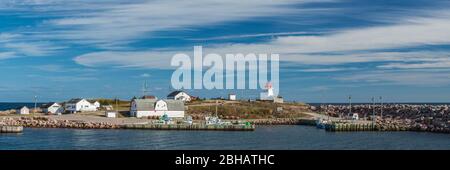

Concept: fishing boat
[[316, 118, 329, 129], [184, 116, 193, 125]]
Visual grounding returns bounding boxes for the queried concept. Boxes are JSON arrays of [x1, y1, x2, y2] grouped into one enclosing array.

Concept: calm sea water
[[1, 126, 449, 150], [0, 102, 46, 110]]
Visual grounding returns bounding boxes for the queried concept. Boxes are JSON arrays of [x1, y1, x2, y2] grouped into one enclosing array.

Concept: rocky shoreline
[[376, 118, 450, 133], [1, 117, 120, 129]]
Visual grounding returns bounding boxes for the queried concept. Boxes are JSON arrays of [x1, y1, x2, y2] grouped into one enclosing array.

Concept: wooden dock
[[121, 124, 255, 131], [0, 126, 23, 133]]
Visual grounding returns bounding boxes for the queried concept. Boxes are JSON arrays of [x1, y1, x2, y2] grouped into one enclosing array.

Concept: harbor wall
[[122, 124, 255, 131], [0, 126, 23, 133], [0, 116, 254, 131], [246, 118, 316, 126]]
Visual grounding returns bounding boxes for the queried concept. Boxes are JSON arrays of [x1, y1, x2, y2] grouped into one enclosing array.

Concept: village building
[[228, 94, 237, 101], [259, 82, 284, 103], [87, 100, 101, 108], [16, 106, 30, 115], [141, 95, 157, 100], [130, 99, 184, 118], [105, 111, 117, 118], [65, 98, 98, 113], [167, 91, 191, 102], [41, 102, 64, 115], [102, 104, 114, 111], [274, 96, 284, 103]]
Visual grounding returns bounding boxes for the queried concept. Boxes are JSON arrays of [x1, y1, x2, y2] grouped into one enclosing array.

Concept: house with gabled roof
[[167, 91, 191, 102], [16, 106, 29, 115], [130, 98, 184, 118], [41, 102, 64, 115], [65, 98, 98, 113]]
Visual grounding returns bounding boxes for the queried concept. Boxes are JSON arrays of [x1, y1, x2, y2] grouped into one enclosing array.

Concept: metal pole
[[215, 100, 218, 117], [34, 95, 37, 114], [372, 97, 375, 123], [380, 96, 383, 119], [116, 97, 118, 113], [349, 95, 352, 119]]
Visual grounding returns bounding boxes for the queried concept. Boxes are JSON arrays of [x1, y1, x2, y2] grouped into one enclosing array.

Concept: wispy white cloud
[[188, 32, 312, 41], [296, 67, 358, 72], [74, 51, 175, 69], [37, 0, 325, 48], [0, 33, 63, 58], [139, 73, 151, 78], [0, 52, 17, 60], [73, 9, 450, 69], [71, 8, 450, 87], [335, 70, 450, 86]]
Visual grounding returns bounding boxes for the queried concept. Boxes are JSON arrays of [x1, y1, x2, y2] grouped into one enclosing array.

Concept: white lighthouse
[[265, 82, 274, 97], [260, 81, 283, 103], [260, 82, 274, 100]]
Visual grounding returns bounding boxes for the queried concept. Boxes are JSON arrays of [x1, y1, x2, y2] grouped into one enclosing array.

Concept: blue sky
[[1, 0, 450, 103]]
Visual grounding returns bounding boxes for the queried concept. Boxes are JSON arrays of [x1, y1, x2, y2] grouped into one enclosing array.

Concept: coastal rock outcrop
[[0, 117, 120, 129]]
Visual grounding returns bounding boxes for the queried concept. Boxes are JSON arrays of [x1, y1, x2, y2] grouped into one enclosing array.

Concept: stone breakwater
[[377, 118, 450, 133], [325, 118, 450, 133], [0, 117, 120, 129], [246, 118, 316, 125]]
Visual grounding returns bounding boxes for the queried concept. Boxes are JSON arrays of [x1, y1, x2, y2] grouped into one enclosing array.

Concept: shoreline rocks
[[0, 116, 120, 129]]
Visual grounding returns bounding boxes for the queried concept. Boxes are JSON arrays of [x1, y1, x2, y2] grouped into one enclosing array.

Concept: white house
[[65, 98, 98, 113], [167, 91, 191, 102], [41, 102, 64, 115], [130, 99, 184, 118], [88, 100, 101, 108], [274, 96, 284, 103], [228, 94, 237, 101], [16, 106, 29, 115]]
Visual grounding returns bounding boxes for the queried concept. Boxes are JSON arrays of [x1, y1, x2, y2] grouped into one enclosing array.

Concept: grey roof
[[87, 100, 99, 103], [165, 100, 184, 111], [133, 99, 184, 111], [133, 99, 157, 111], [167, 91, 185, 98], [15, 106, 29, 110], [67, 98, 83, 104], [41, 102, 59, 108]]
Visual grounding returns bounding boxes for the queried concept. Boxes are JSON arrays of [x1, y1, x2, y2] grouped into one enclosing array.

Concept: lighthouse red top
[[265, 82, 272, 89]]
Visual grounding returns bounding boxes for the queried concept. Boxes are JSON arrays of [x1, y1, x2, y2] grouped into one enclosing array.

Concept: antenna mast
[[142, 81, 148, 97], [348, 95, 352, 119], [380, 96, 383, 119], [34, 95, 37, 114], [372, 97, 375, 123]]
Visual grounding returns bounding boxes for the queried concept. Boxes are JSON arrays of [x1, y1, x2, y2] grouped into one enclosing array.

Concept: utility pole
[[215, 100, 218, 117], [372, 97, 375, 123], [34, 95, 37, 114], [348, 95, 352, 119], [379, 96, 383, 119], [142, 81, 148, 97], [115, 97, 118, 113]]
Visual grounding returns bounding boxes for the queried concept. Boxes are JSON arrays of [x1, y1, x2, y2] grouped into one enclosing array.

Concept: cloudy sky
[[1, 0, 450, 102]]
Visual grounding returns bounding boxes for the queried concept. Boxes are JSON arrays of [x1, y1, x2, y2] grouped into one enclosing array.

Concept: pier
[[324, 123, 377, 132], [0, 126, 23, 133], [122, 123, 255, 131]]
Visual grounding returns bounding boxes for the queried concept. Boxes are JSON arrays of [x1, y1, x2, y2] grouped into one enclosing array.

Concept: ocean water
[[1, 126, 449, 150], [0, 102, 45, 110]]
